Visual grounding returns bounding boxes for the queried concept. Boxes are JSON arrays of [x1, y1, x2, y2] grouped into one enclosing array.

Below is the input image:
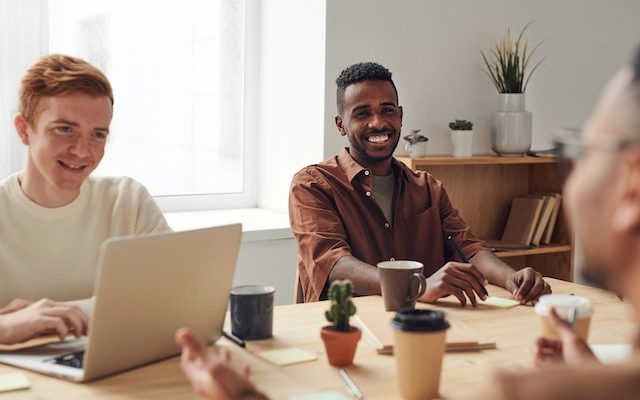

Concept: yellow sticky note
[[257, 348, 318, 366], [0, 372, 30, 393], [480, 296, 520, 309]]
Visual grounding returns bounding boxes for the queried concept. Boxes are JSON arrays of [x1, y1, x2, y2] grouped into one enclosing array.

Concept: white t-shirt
[[0, 173, 171, 305]]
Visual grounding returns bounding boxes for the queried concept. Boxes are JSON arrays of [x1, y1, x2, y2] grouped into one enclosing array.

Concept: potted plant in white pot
[[449, 119, 474, 157], [320, 280, 361, 367], [481, 22, 544, 156], [403, 129, 429, 159]]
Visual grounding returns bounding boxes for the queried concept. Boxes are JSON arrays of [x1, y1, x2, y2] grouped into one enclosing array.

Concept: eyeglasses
[[553, 128, 640, 179]]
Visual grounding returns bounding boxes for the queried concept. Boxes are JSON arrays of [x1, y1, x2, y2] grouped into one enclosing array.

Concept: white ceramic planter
[[451, 130, 473, 157], [404, 141, 427, 158], [490, 93, 532, 156]]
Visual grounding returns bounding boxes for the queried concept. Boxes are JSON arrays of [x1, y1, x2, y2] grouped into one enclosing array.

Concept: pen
[[445, 234, 489, 297], [222, 330, 246, 348], [566, 306, 577, 328], [339, 368, 364, 399]]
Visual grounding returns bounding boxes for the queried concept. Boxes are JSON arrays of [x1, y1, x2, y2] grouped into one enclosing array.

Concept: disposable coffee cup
[[391, 309, 449, 400], [534, 294, 593, 341], [230, 285, 275, 340], [378, 260, 427, 312]]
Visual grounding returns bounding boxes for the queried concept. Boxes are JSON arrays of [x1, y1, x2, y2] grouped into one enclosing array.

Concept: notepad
[[290, 391, 349, 400], [479, 296, 520, 309], [257, 348, 318, 366], [0, 334, 60, 352], [0, 372, 30, 393]]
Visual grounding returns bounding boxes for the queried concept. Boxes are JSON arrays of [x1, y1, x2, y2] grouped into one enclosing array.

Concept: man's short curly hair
[[335, 62, 398, 114], [19, 54, 113, 125]]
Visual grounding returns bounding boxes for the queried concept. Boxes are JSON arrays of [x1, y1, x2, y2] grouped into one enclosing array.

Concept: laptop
[[0, 224, 242, 382]]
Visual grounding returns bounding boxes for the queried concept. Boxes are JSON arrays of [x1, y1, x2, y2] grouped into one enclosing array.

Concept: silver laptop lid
[[82, 224, 242, 381]]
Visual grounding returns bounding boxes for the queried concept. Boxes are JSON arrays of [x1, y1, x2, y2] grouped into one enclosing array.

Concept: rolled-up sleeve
[[289, 169, 353, 302]]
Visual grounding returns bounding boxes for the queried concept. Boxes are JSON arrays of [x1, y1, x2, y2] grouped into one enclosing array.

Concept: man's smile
[[57, 160, 89, 173], [367, 133, 390, 144]]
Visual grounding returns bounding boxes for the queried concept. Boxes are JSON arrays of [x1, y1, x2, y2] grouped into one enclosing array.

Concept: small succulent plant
[[403, 129, 429, 145], [449, 119, 473, 131], [324, 280, 356, 332]]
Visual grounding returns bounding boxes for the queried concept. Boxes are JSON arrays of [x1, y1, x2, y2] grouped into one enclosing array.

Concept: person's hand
[[506, 267, 551, 305], [0, 298, 89, 345], [0, 298, 33, 315], [533, 308, 597, 367], [419, 262, 488, 306], [175, 328, 264, 400]]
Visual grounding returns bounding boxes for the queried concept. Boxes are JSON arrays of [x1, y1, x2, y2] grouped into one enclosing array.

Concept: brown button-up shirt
[[289, 148, 487, 302]]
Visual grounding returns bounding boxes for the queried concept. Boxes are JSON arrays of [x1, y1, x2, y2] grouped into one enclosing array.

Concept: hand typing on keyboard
[[0, 298, 89, 345]]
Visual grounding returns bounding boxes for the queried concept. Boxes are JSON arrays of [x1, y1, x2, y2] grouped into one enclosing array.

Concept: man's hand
[[0, 298, 33, 315], [533, 308, 597, 367], [175, 328, 265, 400], [506, 267, 551, 305], [0, 298, 89, 345], [419, 262, 488, 306]]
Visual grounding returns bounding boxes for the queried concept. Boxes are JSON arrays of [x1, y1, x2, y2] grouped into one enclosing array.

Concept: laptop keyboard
[[51, 350, 85, 369]]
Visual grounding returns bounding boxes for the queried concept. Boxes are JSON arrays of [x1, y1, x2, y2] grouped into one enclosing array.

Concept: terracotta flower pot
[[320, 325, 362, 367]]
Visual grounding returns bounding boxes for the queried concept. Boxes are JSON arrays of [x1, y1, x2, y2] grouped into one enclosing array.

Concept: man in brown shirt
[[289, 62, 550, 304]]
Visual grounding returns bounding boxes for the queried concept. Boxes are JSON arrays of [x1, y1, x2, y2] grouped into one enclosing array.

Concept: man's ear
[[399, 105, 404, 127], [14, 114, 30, 145], [335, 115, 346, 136], [612, 151, 640, 235]]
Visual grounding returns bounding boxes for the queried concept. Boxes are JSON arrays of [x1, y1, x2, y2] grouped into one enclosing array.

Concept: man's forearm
[[469, 249, 514, 288], [328, 256, 381, 296]]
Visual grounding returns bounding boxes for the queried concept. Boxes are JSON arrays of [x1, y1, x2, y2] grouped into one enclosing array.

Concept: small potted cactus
[[449, 119, 474, 157], [320, 280, 361, 366]]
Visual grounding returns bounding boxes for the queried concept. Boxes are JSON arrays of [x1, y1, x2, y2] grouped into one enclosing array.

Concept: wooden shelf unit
[[397, 154, 573, 281]]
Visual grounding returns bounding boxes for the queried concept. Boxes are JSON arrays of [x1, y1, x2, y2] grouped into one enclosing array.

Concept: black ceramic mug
[[230, 285, 275, 340]]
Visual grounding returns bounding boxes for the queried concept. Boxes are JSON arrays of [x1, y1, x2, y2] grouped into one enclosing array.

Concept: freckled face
[[18, 93, 112, 197]]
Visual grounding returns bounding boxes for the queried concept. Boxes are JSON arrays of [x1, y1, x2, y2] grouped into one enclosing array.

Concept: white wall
[[257, 0, 326, 213], [324, 0, 640, 159], [234, 238, 297, 306]]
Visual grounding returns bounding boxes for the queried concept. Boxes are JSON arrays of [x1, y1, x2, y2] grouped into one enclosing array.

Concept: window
[[47, 0, 256, 210]]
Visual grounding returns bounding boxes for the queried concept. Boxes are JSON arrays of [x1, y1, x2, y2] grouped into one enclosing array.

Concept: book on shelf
[[526, 194, 556, 246], [485, 193, 563, 250], [501, 197, 544, 245], [541, 193, 562, 244]]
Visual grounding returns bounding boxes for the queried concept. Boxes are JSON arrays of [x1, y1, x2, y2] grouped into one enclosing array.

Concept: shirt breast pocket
[[410, 206, 442, 235]]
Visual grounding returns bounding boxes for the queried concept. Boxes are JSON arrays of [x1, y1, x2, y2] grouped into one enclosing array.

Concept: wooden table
[[0, 278, 635, 399]]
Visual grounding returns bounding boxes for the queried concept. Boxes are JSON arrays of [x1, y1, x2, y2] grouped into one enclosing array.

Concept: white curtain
[[0, 0, 48, 179]]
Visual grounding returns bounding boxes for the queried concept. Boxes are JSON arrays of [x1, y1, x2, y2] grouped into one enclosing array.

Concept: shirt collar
[[338, 147, 407, 183]]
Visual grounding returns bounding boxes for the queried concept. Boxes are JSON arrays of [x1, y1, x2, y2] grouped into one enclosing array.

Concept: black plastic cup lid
[[391, 309, 450, 332]]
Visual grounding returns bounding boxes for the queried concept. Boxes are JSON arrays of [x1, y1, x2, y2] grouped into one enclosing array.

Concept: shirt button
[[365, 191, 371, 197], [384, 222, 390, 228], [390, 257, 395, 261], [364, 170, 370, 176]]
